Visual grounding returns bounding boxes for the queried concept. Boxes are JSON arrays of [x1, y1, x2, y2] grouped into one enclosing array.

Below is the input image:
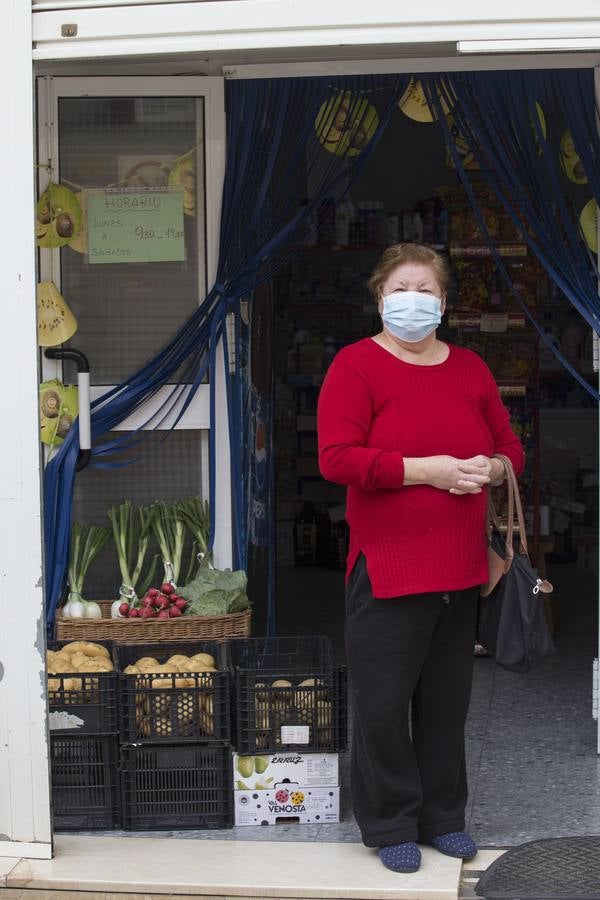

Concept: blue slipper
[[429, 831, 478, 860], [378, 842, 422, 873]]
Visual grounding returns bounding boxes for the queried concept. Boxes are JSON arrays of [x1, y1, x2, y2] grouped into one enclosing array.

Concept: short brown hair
[[368, 243, 450, 301]]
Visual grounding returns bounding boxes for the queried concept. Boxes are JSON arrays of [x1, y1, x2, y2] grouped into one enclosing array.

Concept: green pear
[[236, 755, 255, 778], [254, 755, 270, 774], [236, 780, 249, 791]]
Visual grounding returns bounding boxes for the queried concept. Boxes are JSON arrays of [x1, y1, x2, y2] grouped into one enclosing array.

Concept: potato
[[69, 651, 91, 670], [86, 659, 113, 672], [50, 657, 75, 674], [254, 705, 270, 749], [64, 641, 110, 659], [199, 694, 214, 735], [63, 677, 83, 692], [135, 656, 160, 670], [254, 681, 268, 702], [155, 717, 173, 737], [124, 664, 141, 675], [271, 679, 293, 702], [141, 663, 178, 675], [182, 661, 216, 674], [46, 649, 57, 663], [166, 654, 191, 668], [190, 652, 215, 668], [295, 677, 327, 706], [316, 700, 332, 744], [47, 677, 60, 698]]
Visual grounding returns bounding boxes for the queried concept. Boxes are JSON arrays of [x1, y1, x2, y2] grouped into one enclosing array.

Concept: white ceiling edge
[[33, 47, 600, 77]]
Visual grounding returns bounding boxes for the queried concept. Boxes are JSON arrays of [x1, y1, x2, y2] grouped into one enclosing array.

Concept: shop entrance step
[[2, 833, 461, 899]]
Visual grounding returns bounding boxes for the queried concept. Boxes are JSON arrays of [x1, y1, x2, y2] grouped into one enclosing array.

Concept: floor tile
[[0, 858, 20, 887], [8, 835, 461, 899], [461, 849, 507, 872]]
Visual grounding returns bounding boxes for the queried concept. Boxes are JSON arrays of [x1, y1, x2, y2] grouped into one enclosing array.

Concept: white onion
[[65, 600, 85, 618], [83, 601, 102, 619], [111, 600, 125, 619]]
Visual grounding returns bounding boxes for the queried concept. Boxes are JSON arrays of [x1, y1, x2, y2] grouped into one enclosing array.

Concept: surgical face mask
[[381, 291, 443, 343]]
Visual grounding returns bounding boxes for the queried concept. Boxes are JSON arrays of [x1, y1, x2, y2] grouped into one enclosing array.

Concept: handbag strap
[[493, 454, 528, 557]]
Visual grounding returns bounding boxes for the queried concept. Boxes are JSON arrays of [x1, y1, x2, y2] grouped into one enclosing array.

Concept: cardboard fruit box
[[234, 785, 340, 826], [233, 751, 339, 791]]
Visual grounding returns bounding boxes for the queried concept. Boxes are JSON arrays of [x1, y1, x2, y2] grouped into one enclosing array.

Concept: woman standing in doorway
[[317, 243, 524, 874]]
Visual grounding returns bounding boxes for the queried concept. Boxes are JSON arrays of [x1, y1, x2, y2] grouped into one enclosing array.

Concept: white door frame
[[595, 66, 600, 755], [37, 75, 231, 568], [0, 1, 52, 858]]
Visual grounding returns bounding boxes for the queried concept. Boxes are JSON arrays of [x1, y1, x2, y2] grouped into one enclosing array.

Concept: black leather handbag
[[478, 455, 555, 673]]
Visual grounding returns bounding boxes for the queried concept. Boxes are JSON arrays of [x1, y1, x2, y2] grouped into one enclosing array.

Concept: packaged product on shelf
[[560, 313, 585, 369]]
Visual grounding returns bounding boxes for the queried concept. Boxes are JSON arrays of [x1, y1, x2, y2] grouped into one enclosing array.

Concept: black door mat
[[476, 837, 600, 899]]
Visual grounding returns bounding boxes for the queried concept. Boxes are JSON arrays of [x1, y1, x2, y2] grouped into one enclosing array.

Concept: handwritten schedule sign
[[87, 189, 185, 264]]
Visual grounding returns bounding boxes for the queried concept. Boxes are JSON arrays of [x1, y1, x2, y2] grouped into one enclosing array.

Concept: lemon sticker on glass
[[315, 92, 379, 157], [398, 78, 450, 123], [561, 131, 587, 185], [580, 198, 597, 253]]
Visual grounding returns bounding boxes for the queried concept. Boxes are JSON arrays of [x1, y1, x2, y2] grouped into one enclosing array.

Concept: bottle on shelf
[[301, 198, 318, 247], [560, 312, 585, 370], [335, 200, 351, 246], [322, 334, 337, 369], [295, 501, 318, 566], [539, 311, 561, 371]]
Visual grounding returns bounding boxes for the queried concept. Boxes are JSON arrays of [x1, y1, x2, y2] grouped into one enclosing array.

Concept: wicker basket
[[55, 600, 251, 644]]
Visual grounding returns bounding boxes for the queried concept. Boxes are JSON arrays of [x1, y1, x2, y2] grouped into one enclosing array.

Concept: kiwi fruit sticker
[[36, 183, 82, 249], [37, 281, 78, 348], [315, 91, 379, 157], [561, 131, 587, 185]]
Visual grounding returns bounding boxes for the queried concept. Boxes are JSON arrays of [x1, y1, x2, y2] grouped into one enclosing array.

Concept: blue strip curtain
[[422, 69, 600, 400], [44, 74, 408, 628]]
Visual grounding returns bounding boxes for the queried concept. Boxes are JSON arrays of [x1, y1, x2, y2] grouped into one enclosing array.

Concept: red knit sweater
[[317, 339, 525, 598]]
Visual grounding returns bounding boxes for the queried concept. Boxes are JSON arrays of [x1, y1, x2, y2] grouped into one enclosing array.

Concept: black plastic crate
[[229, 636, 348, 754], [115, 641, 231, 744], [120, 743, 233, 830], [51, 735, 120, 831], [47, 640, 118, 735]]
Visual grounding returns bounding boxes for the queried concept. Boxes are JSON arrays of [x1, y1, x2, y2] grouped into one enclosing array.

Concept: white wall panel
[[32, 1, 600, 61], [0, 1, 52, 859]]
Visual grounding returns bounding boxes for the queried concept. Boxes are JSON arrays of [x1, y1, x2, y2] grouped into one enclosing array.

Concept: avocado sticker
[[36, 183, 82, 249], [561, 131, 587, 185]]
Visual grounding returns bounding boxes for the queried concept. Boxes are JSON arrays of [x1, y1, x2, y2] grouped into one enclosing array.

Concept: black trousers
[[345, 554, 479, 848]]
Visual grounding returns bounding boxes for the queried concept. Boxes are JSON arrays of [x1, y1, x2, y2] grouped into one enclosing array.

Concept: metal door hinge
[[226, 311, 236, 374]]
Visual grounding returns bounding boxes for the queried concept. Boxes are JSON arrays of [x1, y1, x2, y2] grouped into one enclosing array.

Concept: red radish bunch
[[118, 583, 188, 619]]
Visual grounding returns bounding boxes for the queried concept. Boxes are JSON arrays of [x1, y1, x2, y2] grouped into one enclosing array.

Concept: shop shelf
[[120, 743, 233, 830], [115, 641, 231, 744], [47, 640, 118, 735], [229, 635, 348, 754], [51, 734, 120, 831]]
